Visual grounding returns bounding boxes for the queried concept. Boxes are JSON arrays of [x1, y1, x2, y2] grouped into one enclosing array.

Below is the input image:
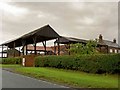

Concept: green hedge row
[[35, 54, 120, 74], [1, 57, 22, 64], [0, 58, 2, 64]]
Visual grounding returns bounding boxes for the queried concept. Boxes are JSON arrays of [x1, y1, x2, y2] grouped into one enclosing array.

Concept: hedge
[[1, 57, 22, 64], [0, 58, 2, 64], [35, 54, 120, 74]]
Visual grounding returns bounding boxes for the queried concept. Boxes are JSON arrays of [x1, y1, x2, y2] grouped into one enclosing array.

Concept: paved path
[[2, 69, 68, 88]]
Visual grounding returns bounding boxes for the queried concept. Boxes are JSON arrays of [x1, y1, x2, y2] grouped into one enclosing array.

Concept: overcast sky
[[0, 1, 119, 46]]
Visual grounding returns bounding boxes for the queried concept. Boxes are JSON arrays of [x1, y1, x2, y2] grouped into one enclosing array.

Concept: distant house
[[97, 34, 120, 53], [23, 45, 55, 55], [51, 45, 69, 55], [22, 45, 70, 55], [55, 35, 120, 54]]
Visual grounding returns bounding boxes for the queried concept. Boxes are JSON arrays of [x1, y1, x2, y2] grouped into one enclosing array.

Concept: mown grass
[[1, 64, 119, 88], [1, 64, 21, 68]]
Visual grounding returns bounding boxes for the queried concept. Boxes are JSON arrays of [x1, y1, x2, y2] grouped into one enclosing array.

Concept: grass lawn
[[1, 64, 119, 88]]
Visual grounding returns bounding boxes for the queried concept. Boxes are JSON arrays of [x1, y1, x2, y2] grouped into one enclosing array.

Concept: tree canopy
[[69, 40, 98, 55]]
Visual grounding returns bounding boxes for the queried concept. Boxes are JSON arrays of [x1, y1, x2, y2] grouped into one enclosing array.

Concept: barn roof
[[1, 25, 60, 48], [55, 36, 87, 44]]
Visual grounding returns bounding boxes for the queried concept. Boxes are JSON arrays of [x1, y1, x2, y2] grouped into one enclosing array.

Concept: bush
[[1, 57, 22, 64], [69, 40, 98, 55], [0, 58, 2, 64], [35, 54, 120, 74]]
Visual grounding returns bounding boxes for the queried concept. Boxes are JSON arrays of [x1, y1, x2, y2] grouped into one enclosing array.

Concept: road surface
[[2, 69, 68, 88]]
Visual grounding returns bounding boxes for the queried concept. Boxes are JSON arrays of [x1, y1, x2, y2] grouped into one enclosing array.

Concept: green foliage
[[35, 54, 120, 74], [84, 40, 97, 54], [0, 58, 2, 64], [69, 40, 97, 55], [1, 57, 22, 64], [70, 43, 84, 55]]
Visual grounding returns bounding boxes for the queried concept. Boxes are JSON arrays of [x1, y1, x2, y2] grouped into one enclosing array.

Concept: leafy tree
[[84, 40, 97, 54], [70, 43, 84, 55], [69, 40, 98, 55]]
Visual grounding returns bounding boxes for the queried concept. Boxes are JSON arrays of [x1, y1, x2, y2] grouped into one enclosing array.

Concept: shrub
[[0, 58, 2, 64], [1, 57, 22, 64], [35, 54, 120, 74], [69, 40, 98, 55]]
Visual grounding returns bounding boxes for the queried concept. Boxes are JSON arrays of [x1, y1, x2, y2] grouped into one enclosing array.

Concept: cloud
[[0, 2, 28, 17], [0, 2, 118, 45]]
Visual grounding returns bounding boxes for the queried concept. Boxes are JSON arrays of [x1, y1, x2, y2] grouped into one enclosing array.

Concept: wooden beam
[[23, 46, 24, 55], [7, 45, 8, 57], [19, 47, 21, 56], [44, 41, 46, 55], [22, 40, 26, 56], [42, 41, 46, 55], [13, 42, 15, 57], [34, 43, 37, 55], [26, 45, 28, 55], [33, 37, 37, 55], [57, 38, 60, 55], [54, 42, 56, 55], [1, 45, 3, 58]]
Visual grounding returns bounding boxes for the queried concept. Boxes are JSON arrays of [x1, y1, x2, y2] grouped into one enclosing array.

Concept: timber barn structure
[[0, 25, 120, 66]]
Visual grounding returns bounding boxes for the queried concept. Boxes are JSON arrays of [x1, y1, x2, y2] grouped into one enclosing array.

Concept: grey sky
[[0, 2, 119, 46]]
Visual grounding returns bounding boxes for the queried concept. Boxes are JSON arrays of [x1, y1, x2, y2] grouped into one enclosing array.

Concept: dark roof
[[1, 25, 60, 48], [55, 36, 87, 44], [98, 40, 120, 48], [56, 36, 120, 49], [21, 24, 60, 39]]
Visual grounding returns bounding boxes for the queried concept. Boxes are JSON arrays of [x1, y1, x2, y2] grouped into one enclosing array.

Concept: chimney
[[113, 38, 116, 43], [99, 34, 103, 42]]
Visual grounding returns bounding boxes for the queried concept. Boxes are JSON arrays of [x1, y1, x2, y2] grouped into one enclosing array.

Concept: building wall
[[96, 46, 119, 54], [96, 46, 108, 53], [108, 47, 119, 53]]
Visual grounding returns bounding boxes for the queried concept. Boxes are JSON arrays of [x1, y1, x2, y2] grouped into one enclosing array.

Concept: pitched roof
[[22, 24, 60, 39], [98, 40, 120, 48], [1, 25, 60, 48], [55, 36, 87, 44]]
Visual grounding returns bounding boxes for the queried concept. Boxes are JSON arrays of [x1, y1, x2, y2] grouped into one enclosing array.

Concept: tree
[[84, 40, 97, 54], [69, 40, 97, 55]]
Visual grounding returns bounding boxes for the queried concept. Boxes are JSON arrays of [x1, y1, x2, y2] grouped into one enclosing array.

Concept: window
[[3, 53, 7, 57], [110, 49, 113, 53], [115, 49, 117, 53]]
